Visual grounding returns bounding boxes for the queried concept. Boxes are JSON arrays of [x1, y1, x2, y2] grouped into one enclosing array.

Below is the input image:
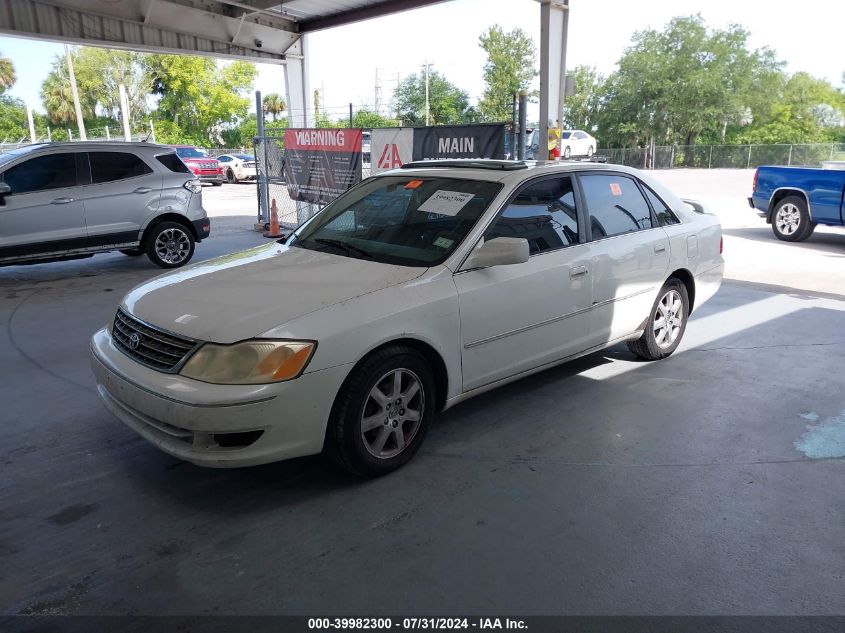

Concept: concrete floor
[[2, 188, 845, 616]]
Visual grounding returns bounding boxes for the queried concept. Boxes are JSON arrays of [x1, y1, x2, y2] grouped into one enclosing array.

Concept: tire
[[211, 181, 223, 187], [587, 145, 594, 158], [771, 195, 815, 242], [563, 146, 571, 159], [226, 169, 237, 184], [627, 278, 689, 361], [145, 221, 195, 269], [325, 345, 435, 477], [120, 249, 144, 257]]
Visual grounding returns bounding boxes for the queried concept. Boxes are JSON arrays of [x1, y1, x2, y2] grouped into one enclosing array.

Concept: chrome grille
[[198, 162, 217, 170], [112, 309, 199, 372]]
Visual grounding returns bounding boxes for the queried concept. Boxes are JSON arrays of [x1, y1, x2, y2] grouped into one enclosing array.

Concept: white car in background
[[217, 153, 257, 183], [91, 160, 723, 477], [560, 130, 598, 159]]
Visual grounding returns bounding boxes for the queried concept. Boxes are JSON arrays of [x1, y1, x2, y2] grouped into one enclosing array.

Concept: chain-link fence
[[252, 136, 310, 229], [598, 143, 845, 169]]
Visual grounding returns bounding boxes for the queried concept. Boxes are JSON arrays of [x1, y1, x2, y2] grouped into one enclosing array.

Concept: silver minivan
[[0, 142, 210, 268]]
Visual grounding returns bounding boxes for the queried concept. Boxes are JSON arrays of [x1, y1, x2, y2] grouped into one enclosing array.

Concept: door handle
[[51, 197, 74, 204], [654, 244, 667, 255], [133, 187, 152, 194], [569, 265, 588, 279]]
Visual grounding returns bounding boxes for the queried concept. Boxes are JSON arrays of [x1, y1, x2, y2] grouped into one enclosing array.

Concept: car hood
[[121, 243, 427, 343]]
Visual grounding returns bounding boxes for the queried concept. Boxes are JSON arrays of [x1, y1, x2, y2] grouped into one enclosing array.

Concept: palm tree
[[41, 68, 77, 125], [262, 93, 286, 121], [0, 53, 16, 93]]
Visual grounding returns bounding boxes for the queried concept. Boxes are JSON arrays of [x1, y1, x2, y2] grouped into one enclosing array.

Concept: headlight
[[180, 340, 315, 385]]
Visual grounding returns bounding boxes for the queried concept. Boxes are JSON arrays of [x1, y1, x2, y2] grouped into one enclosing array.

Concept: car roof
[[384, 159, 640, 183], [8, 141, 175, 153]]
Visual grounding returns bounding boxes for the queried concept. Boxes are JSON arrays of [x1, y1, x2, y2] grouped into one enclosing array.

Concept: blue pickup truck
[[749, 164, 845, 242]]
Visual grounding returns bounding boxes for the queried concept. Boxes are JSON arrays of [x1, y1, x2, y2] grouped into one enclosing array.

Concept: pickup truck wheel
[[145, 221, 195, 268], [627, 278, 689, 361], [772, 196, 815, 242], [325, 345, 435, 477]]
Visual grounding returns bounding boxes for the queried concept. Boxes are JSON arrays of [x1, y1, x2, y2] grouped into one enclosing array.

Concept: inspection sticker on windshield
[[609, 183, 623, 196], [418, 190, 474, 216], [433, 236, 454, 249]]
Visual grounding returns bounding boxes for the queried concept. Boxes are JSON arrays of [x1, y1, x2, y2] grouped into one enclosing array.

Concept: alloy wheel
[[360, 368, 425, 459], [775, 203, 801, 236], [154, 227, 191, 265], [654, 289, 684, 349]]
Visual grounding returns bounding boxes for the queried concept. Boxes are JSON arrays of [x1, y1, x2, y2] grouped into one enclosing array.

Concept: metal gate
[[253, 135, 308, 229]]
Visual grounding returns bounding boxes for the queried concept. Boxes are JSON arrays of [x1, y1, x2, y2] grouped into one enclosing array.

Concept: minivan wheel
[[325, 345, 435, 477], [771, 195, 815, 242], [145, 221, 195, 268], [627, 278, 689, 361]]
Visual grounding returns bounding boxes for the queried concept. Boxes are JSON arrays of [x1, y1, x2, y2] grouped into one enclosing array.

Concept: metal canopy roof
[[0, 0, 452, 62]]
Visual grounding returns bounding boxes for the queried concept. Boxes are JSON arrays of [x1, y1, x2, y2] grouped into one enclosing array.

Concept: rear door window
[[89, 152, 152, 184], [580, 174, 655, 239], [2, 153, 77, 194], [643, 185, 681, 226], [156, 153, 191, 173]]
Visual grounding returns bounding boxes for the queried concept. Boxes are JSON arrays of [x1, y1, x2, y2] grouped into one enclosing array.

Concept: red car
[[171, 145, 224, 185]]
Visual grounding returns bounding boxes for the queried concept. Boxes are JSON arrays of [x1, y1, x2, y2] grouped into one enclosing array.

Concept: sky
[[1, 0, 843, 120]]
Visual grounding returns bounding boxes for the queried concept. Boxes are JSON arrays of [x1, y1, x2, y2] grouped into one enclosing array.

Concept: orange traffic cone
[[263, 198, 281, 238]]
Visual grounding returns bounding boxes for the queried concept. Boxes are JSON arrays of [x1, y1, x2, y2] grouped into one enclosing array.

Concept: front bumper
[[90, 327, 352, 468], [197, 173, 224, 184]]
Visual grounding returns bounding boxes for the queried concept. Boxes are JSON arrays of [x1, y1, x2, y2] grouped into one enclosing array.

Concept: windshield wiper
[[312, 238, 374, 260]]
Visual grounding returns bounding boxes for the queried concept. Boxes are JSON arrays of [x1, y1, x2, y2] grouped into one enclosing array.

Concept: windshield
[[290, 176, 503, 267], [175, 147, 207, 158], [561, 132, 572, 139]]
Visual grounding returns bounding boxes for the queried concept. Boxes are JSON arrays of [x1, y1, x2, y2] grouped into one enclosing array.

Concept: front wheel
[[627, 279, 689, 361], [145, 221, 195, 269], [226, 169, 237, 184], [771, 195, 815, 242], [325, 345, 435, 477], [211, 181, 223, 187]]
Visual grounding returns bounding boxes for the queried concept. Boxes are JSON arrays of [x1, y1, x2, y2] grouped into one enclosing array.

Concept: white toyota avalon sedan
[[91, 160, 723, 477]]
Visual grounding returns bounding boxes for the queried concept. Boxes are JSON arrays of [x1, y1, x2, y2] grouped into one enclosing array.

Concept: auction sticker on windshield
[[418, 190, 474, 216]]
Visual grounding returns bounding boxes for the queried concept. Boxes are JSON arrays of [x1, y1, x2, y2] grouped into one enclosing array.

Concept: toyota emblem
[[128, 332, 141, 350]]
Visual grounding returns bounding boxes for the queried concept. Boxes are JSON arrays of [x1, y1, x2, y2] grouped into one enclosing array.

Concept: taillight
[[752, 168, 758, 193], [184, 179, 202, 194], [720, 236, 724, 254]]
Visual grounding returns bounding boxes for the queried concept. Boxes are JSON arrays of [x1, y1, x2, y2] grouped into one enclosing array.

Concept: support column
[[283, 35, 313, 129], [539, 0, 569, 161]]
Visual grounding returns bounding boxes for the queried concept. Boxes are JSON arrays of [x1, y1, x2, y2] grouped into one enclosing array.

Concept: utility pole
[[26, 106, 36, 143], [349, 103, 353, 128], [65, 45, 86, 141], [422, 61, 432, 126], [374, 68, 382, 115]]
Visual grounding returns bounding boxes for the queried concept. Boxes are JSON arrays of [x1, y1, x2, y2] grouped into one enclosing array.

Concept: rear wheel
[[771, 195, 815, 242], [627, 278, 689, 361], [145, 221, 195, 268], [226, 168, 237, 184], [325, 345, 435, 477]]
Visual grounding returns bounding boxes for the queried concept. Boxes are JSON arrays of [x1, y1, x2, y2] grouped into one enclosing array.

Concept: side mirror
[[0, 182, 10, 206], [461, 237, 530, 271]]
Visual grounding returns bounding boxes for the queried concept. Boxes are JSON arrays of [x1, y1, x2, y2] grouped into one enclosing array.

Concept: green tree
[[477, 25, 536, 122], [351, 109, 398, 128], [562, 65, 603, 130], [73, 48, 151, 123], [41, 53, 97, 125], [147, 55, 256, 144], [595, 15, 788, 162], [262, 93, 286, 120], [0, 52, 16, 94], [0, 96, 28, 141], [393, 69, 472, 125]]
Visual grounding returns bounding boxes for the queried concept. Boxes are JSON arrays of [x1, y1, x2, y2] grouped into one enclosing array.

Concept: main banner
[[412, 124, 506, 161], [283, 128, 362, 204]]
